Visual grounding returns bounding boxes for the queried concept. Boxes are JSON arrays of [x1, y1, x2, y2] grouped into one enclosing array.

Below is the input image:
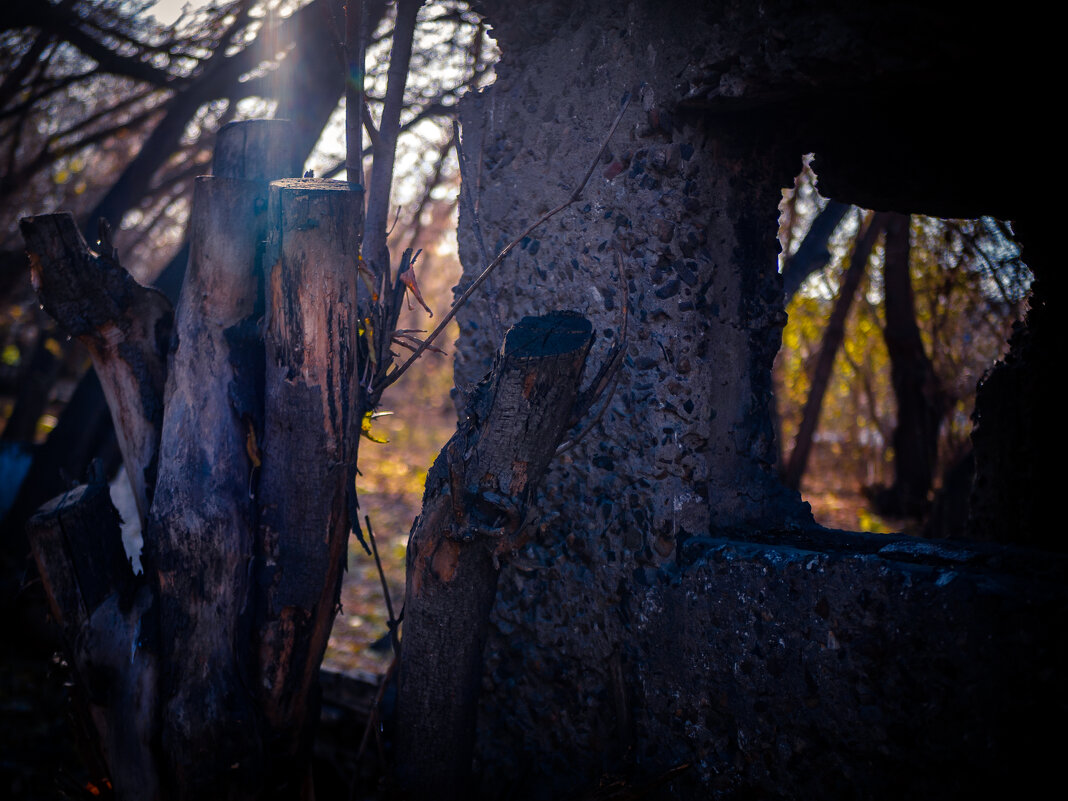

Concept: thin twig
[[454, 119, 504, 342], [365, 514, 399, 656], [361, 102, 381, 155], [556, 251, 630, 455], [385, 204, 403, 238], [374, 90, 633, 394], [355, 656, 397, 763]]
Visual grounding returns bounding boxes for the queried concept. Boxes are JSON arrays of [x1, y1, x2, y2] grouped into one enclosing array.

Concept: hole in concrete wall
[[774, 158, 1032, 536]]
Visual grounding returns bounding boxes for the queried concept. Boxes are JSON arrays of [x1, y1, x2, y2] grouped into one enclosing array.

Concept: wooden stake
[[395, 312, 594, 800], [256, 177, 364, 772]]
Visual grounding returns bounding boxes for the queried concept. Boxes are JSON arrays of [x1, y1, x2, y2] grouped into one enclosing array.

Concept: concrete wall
[[453, 2, 1066, 797]]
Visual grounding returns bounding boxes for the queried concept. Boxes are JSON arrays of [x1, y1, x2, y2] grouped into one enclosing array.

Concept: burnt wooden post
[[255, 178, 364, 787], [27, 480, 159, 800], [19, 119, 303, 801], [395, 312, 594, 800], [18, 214, 171, 528], [145, 120, 301, 798]]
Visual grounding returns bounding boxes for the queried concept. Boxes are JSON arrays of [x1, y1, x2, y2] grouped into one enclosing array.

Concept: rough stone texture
[[628, 534, 1067, 800], [450, 1, 1064, 797], [453, 3, 810, 794]]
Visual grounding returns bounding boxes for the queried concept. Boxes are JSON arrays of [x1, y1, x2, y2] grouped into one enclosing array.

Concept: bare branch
[[374, 90, 632, 395], [363, 0, 423, 270], [346, 0, 366, 187], [0, 28, 55, 112]]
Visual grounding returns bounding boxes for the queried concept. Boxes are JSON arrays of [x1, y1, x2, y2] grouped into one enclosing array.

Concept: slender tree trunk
[[875, 212, 944, 517], [781, 200, 851, 301], [345, 0, 365, 187], [783, 213, 885, 491], [361, 0, 422, 270]]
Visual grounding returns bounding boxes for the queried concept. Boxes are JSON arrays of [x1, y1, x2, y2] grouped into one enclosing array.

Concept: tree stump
[[396, 312, 594, 800], [19, 214, 171, 528], [254, 177, 364, 784]]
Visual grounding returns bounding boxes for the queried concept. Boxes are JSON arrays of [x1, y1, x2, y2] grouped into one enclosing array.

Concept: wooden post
[[146, 173, 268, 797], [142, 119, 300, 799], [19, 213, 171, 529], [213, 119, 303, 183], [27, 481, 159, 801], [255, 178, 364, 783], [395, 312, 594, 800]]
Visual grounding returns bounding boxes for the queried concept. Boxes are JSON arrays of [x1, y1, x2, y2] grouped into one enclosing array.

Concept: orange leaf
[[398, 266, 433, 316]]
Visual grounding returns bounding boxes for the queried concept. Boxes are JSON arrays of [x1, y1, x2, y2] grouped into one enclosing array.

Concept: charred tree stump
[[26, 479, 159, 800], [18, 213, 171, 527], [145, 146, 282, 797], [18, 119, 305, 801], [395, 312, 594, 800], [255, 177, 364, 792]]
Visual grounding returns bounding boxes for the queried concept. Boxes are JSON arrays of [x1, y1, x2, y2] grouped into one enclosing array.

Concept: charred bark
[[26, 479, 159, 801], [19, 212, 172, 527], [396, 312, 594, 800], [255, 177, 364, 793]]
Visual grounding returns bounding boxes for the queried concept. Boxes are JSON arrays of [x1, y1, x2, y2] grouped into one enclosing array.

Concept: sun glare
[[148, 0, 214, 25]]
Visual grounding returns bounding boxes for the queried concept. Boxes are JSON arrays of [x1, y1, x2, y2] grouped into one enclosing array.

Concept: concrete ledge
[[631, 533, 1068, 798]]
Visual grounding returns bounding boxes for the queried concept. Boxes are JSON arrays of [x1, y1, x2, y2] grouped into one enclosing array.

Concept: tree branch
[[362, 0, 422, 271], [374, 90, 632, 395]]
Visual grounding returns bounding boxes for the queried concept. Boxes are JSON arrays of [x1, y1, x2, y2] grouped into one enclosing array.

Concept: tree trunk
[[783, 212, 885, 490], [874, 212, 944, 517], [781, 199, 851, 302], [396, 312, 594, 800]]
